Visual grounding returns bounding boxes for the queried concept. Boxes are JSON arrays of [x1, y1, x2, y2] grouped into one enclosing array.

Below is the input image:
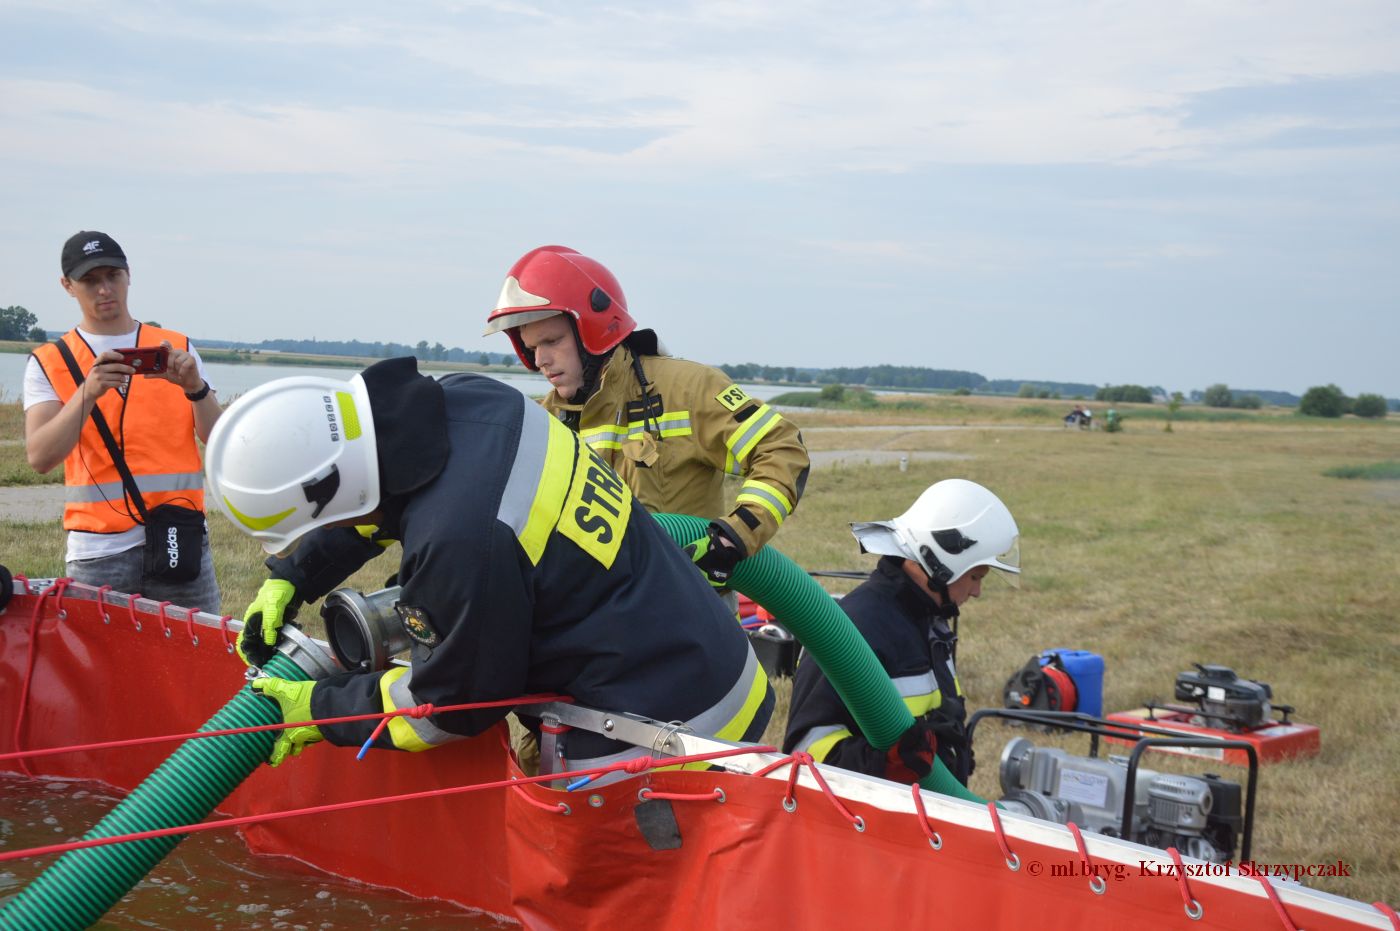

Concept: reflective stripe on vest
[[64, 471, 204, 503], [555, 644, 769, 786], [724, 404, 782, 475], [380, 666, 461, 752], [33, 325, 203, 533]]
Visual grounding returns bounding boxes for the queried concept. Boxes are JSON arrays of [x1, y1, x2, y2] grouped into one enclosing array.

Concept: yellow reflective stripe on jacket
[[498, 401, 577, 565], [581, 413, 694, 451], [634, 411, 693, 439], [580, 424, 625, 451], [380, 667, 460, 752], [676, 647, 769, 770], [560, 647, 769, 783], [793, 724, 852, 763], [735, 478, 794, 524], [724, 404, 782, 473]]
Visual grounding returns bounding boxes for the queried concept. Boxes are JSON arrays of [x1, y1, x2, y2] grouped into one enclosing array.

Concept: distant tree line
[[196, 337, 518, 366], [1298, 384, 1390, 419], [1194, 383, 1285, 408], [718, 363, 1098, 396]]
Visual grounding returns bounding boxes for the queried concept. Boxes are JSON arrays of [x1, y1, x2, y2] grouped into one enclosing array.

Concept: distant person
[[206, 359, 772, 774], [1064, 405, 1085, 427], [784, 479, 1021, 785], [24, 231, 222, 612], [482, 246, 810, 590]]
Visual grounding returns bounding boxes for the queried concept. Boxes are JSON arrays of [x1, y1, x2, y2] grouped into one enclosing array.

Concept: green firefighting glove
[[250, 676, 323, 767], [683, 521, 747, 588], [237, 579, 301, 667]]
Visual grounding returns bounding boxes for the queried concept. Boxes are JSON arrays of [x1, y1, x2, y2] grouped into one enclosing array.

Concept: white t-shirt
[[24, 327, 212, 563]]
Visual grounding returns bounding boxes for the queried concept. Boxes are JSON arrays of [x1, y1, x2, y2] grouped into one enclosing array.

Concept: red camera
[[116, 346, 169, 374]]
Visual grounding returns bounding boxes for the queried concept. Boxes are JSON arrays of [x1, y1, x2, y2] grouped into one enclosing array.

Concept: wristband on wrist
[[185, 380, 211, 402]]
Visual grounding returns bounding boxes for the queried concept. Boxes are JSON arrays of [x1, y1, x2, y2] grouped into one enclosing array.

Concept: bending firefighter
[[483, 246, 809, 589], [205, 358, 773, 777], [784, 480, 1020, 785]]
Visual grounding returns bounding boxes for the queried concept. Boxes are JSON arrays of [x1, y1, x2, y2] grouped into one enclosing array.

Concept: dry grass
[[763, 413, 1400, 905], [2, 402, 1398, 904]]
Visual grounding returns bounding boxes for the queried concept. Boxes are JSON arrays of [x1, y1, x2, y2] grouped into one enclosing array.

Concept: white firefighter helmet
[[850, 479, 1020, 587], [204, 374, 380, 555]]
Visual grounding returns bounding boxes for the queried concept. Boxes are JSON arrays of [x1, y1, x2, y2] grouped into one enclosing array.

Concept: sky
[[3, 1, 1399, 398]]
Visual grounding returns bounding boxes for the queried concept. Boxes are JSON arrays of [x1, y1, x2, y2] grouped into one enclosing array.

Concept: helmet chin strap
[[569, 321, 614, 407], [927, 579, 961, 622], [917, 543, 961, 622]]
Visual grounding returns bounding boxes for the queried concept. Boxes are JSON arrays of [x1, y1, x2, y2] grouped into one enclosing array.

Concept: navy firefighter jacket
[[269, 361, 772, 760], [783, 555, 969, 782]]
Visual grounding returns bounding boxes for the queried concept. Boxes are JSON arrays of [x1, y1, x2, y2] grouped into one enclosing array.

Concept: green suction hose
[[655, 513, 982, 803], [0, 652, 311, 931]]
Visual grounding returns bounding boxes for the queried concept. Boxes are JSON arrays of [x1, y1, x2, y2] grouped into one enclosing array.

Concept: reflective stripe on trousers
[[545, 645, 769, 786]]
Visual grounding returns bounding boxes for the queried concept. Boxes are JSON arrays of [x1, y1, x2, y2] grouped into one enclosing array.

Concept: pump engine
[[998, 737, 1242, 863], [1173, 664, 1275, 732]]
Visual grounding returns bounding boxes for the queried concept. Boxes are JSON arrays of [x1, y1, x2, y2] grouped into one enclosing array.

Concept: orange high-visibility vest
[[31, 324, 205, 534]]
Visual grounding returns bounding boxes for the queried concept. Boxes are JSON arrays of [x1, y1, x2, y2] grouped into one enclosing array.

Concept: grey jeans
[[67, 540, 222, 615]]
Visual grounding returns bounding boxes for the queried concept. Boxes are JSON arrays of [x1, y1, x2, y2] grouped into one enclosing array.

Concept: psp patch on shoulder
[[715, 384, 750, 413], [396, 604, 441, 647]]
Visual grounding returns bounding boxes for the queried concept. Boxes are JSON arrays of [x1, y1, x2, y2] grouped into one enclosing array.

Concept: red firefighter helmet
[[482, 245, 635, 370]]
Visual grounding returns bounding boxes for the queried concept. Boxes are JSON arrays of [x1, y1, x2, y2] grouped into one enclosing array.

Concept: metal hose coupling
[[244, 622, 344, 683], [320, 585, 408, 672]]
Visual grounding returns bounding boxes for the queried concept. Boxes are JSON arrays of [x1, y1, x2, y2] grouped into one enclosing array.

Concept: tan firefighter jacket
[[541, 344, 809, 555]]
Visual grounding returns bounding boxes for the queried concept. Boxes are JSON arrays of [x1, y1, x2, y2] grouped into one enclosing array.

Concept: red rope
[[126, 591, 144, 630], [0, 744, 766, 864], [909, 783, 942, 849], [1373, 901, 1400, 930], [1166, 847, 1201, 918], [638, 787, 723, 803], [11, 579, 68, 777], [986, 801, 1019, 869], [1066, 822, 1105, 894], [753, 751, 861, 828], [156, 600, 173, 638], [1255, 875, 1298, 931], [0, 694, 573, 764], [218, 615, 237, 652], [511, 783, 570, 813], [95, 585, 113, 622]]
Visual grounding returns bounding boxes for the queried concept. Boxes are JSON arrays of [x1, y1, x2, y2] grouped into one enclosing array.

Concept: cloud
[[6, 1, 1400, 182]]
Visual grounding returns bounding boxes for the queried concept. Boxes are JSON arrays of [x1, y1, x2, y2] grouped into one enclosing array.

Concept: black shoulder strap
[[51, 339, 150, 523]]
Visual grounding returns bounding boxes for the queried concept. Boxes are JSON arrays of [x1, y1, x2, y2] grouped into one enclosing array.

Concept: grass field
[[2, 396, 1398, 905]]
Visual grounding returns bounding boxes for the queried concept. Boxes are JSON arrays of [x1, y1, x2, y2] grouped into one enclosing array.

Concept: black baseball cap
[[62, 231, 128, 280]]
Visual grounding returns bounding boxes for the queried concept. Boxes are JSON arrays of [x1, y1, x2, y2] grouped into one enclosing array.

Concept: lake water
[[0, 773, 507, 929], [0, 352, 791, 406]]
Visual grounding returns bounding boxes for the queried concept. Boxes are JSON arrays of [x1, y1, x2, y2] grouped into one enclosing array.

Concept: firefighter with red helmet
[[484, 246, 809, 587]]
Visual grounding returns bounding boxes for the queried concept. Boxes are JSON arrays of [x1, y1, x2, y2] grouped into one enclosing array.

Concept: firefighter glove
[[683, 521, 747, 588], [884, 718, 938, 784], [250, 676, 323, 767], [237, 578, 301, 667]]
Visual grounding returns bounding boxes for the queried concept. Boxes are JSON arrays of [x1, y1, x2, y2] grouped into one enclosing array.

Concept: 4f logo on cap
[[83, 240, 104, 254], [396, 604, 441, 648]]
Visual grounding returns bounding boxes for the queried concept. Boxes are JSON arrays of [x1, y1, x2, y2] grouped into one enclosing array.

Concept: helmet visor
[[989, 535, 1021, 588]]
